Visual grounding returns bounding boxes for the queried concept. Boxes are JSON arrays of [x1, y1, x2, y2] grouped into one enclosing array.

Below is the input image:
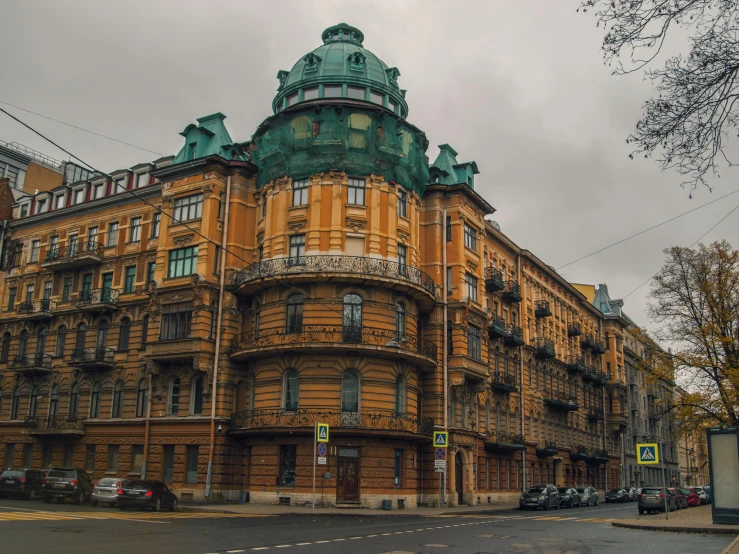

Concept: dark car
[[667, 488, 688, 509], [557, 487, 581, 508], [519, 484, 560, 511], [638, 486, 676, 514], [605, 488, 628, 503], [576, 486, 599, 506], [0, 468, 45, 499], [117, 480, 177, 512], [682, 487, 701, 507], [42, 467, 94, 504]]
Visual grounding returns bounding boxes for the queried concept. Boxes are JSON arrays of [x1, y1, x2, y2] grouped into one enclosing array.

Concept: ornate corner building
[[1, 24, 630, 507]]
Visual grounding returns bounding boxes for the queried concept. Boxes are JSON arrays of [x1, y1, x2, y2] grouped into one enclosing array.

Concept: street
[[0, 499, 732, 554]]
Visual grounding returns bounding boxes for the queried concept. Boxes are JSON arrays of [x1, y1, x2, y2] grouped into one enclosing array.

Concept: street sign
[[435, 448, 446, 460], [317, 442, 328, 457], [317, 423, 329, 443], [637, 443, 660, 465], [434, 460, 446, 468], [435, 466, 446, 473], [433, 431, 448, 448], [317, 456, 327, 465]]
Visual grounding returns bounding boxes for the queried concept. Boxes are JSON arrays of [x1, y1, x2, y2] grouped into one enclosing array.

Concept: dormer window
[[188, 142, 197, 161], [348, 52, 365, 72], [19, 204, 29, 218], [35, 199, 47, 214], [136, 173, 149, 189], [73, 188, 85, 205], [54, 194, 65, 209], [93, 183, 106, 199]]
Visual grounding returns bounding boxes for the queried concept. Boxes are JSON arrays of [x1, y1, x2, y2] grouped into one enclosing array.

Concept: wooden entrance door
[[455, 452, 464, 505], [337, 458, 359, 502]]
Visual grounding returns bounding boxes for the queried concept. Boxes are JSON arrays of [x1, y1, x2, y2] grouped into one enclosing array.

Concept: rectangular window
[[347, 86, 365, 100], [107, 222, 119, 247], [107, 445, 119, 471], [186, 446, 198, 484], [446, 216, 452, 242], [24, 444, 33, 468], [189, 142, 197, 161], [30, 239, 40, 262], [88, 226, 98, 247], [468, 325, 482, 360], [19, 204, 29, 218], [151, 213, 161, 238], [213, 245, 221, 274], [465, 273, 478, 303], [217, 193, 225, 220], [370, 90, 384, 105], [347, 178, 365, 206], [172, 194, 203, 223], [62, 278, 72, 302], [159, 302, 193, 341], [394, 450, 402, 487], [43, 281, 52, 300], [129, 217, 141, 242], [464, 223, 478, 251], [131, 445, 144, 473], [168, 246, 199, 278], [288, 235, 305, 265], [124, 266, 136, 294], [147, 262, 156, 285], [79, 274, 91, 295], [25, 284, 34, 303], [54, 194, 65, 209], [303, 87, 319, 100], [278, 445, 297, 486], [63, 444, 74, 467], [74, 189, 85, 205], [94, 183, 105, 199], [446, 268, 452, 296], [35, 199, 47, 214], [397, 190, 407, 218], [114, 178, 126, 193], [49, 235, 59, 255], [324, 85, 342, 98], [7, 287, 16, 310], [136, 173, 148, 189], [163, 446, 175, 483], [261, 196, 267, 219], [292, 179, 309, 206], [86, 445, 95, 472]]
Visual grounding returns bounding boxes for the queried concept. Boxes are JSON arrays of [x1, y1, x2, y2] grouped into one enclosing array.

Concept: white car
[[694, 486, 709, 504]]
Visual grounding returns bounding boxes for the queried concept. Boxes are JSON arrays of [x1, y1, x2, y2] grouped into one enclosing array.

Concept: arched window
[[395, 375, 406, 414], [19, 330, 29, 358], [111, 381, 123, 418], [49, 385, 60, 417], [89, 382, 101, 418], [29, 386, 39, 417], [36, 327, 48, 356], [96, 320, 108, 349], [285, 294, 304, 333], [341, 370, 359, 413], [141, 315, 149, 347], [343, 294, 362, 342], [395, 302, 406, 339], [69, 383, 80, 417], [135, 379, 148, 418], [11, 387, 20, 420], [284, 369, 299, 411], [168, 378, 180, 415], [118, 317, 131, 350], [191, 376, 203, 415], [75, 323, 87, 352], [56, 326, 68, 358], [0, 332, 10, 362]]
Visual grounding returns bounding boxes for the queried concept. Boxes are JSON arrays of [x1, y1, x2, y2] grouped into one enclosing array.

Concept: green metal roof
[[171, 113, 249, 165], [429, 144, 479, 189], [272, 24, 407, 116]]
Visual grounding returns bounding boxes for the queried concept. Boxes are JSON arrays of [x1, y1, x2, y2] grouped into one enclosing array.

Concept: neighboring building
[[676, 387, 710, 487], [0, 24, 622, 507]]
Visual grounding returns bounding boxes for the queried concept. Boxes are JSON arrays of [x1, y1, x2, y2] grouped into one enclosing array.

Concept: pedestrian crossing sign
[[317, 423, 329, 443], [434, 431, 448, 448], [637, 443, 659, 465]]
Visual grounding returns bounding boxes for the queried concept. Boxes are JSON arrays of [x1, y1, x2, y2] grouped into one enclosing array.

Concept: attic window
[[324, 85, 342, 98], [347, 86, 365, 100], [370, 90, 384, 105], [188, 143, 197, 161], [303, 87, 319, 101], [287, 93, 299, 107], [389, 100, 398, 113]]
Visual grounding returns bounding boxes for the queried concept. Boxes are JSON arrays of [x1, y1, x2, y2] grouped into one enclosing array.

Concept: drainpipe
[[142, 376, 152, 479], [517, 252, 525, 493], [442, 206, 448, 506], [205, 174, 232, 499]]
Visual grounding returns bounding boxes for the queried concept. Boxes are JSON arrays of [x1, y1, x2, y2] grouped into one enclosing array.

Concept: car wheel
[[595, 498, 598, 506], [73, 491, 82, 505], [27, 489, 37, 501], [91, 500, 98, 507], [639, 509, 645, 515], [544, 501, 550, 511], [154, 499, 161, 512], [170, 499, 177, 512], [43, 495, 52, 504]]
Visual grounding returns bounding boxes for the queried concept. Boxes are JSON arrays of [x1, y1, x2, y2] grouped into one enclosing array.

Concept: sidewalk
[[179, 500, 520, 517], [612, 505, 739, 535]]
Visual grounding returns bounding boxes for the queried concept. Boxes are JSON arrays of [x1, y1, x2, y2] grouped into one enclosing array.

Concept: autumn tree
[[580, 0, 739, 192], [646, 240, 739, 429]]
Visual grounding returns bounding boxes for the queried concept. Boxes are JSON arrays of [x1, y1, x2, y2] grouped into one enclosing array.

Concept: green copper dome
[[272, 23, 408, 117]]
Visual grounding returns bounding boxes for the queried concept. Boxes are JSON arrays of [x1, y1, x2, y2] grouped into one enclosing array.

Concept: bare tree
[[645, 240, 739, 428], [580, 0, 739, 192]]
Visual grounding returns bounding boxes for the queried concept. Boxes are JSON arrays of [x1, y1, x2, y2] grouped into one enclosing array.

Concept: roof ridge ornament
[[322, 23, 364, 46]]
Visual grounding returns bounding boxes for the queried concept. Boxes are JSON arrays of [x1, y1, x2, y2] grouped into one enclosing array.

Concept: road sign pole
[[660, 440, 668, 521], [312, 421, 317, 511]]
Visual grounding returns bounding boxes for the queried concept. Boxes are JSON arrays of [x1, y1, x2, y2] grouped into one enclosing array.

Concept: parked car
[[667, 488, 688, 509], [519, 484, 560, 511], [92, 478, 129, 507], [627, 487, 639, 501], [704, 485, 712, 504], [576, 486, 599, 506], [557, 487, 581, 508], [638, 486, 676, 514], [605, 488, 628, 503], [694, 486, 709, 505], [681, 487, 701, 507], [42, 467, 94, 504], [0, 468, 45, 499], [117, 480, 178, 512]]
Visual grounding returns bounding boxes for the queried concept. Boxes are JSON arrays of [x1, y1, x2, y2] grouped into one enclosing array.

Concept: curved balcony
[[484, 432, 526, 453], [229, 326, 438, 371], [70, 347, 116, 370], [10, 354, 53, 375], [229, 408, 434, 441], [41, 239, 104, 271], [23, 416, 84, 437], [580, 335, 596, 350], [534, 300, 552, 318], [608, 409, 629, 429], [233, 255, 436, 311], [535, 443, 558, 458], [17, 299, 56, 321], [75, 288, 119, 313]]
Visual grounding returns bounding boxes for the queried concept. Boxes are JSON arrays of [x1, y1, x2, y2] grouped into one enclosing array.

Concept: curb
[[177, 505, 518, 517], [612, 521, 739, 535], [721, 534, 739, 554]]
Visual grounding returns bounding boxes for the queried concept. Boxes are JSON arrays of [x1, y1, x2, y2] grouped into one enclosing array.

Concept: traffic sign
[[317, 442, 328, 457], [435, 466, 446, 473], [433, 431, 448, 448], [435, 448, 446, 460], [434, 460, 446, 468], [317, 423, 329, 443], [317, 456, 327, 465], [636, 443, 659, 465]]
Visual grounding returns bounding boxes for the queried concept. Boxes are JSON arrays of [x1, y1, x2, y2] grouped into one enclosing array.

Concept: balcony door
[[102, 273, 113, 302], [342, 294, 362, 343]]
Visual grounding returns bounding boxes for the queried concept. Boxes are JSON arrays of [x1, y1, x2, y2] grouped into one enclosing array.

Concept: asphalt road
[[0, 497, 732, 554]]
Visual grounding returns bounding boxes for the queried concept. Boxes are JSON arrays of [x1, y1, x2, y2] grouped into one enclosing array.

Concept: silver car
[[576, 486, 599, 506], [91, 478, 129, 507]]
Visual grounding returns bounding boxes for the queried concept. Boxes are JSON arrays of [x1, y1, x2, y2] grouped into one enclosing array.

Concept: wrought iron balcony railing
[[587, 407, 604, 421], [535, 337, 556, 359], [17, 299, 56, 317], [580, 334, 596, 350], [488, 314, 508, 339], [566, 355, 586, 374], [536, 443, 558, 457], [592, 340, 607, 355], [230, 408, 434, 435], [534, 300, 552, 318], [484, 267, 505, 293], [10, 353, 52, 371], [75, 287, 120, 307], [544, 393, 579, 412], [567, 322, 582, 337], [490, 371, 517, 393], [23, 415, 84, 432], [504, 324, 524, 346], [70, 347, 116, 366], [44, 239, 104, 263], [501, 280, 522, 302], [233, 255, 435, 297], [230, 325, 438, 362]]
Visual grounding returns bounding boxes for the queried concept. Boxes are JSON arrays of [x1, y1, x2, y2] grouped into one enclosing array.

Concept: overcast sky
[[1, 0, 736, 329]]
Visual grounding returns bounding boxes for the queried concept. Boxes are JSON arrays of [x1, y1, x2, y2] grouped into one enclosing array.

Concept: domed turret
[[273, 23, 408, 118]]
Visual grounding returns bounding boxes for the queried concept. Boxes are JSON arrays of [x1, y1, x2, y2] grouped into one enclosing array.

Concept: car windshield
[[557, 488, 569, 494], [527, 487, 545, 494], [680, 489, 692, 495], [0, 470, 24, 478], [609, 488, 621, 493], [642, 488, 663, 495], [47, 469, 75, 478], [96, 478, 119, 487]]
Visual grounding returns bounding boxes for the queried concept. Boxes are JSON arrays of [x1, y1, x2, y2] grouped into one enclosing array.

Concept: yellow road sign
[[636, 443, 659, 465], [433, 431, 448, 448], [317, 422, 329, 443]]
